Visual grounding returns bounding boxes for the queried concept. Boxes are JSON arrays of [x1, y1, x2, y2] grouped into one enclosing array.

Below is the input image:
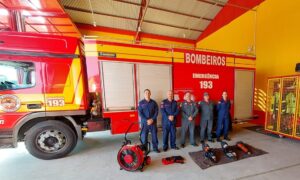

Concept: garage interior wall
[[196, 0, 300, 125], [196, 10, 256, 56], [255, 0, 300, 105]]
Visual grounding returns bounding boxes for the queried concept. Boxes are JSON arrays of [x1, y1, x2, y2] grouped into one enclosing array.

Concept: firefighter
[[161, 90, 180, 152], [199, 92, 214, 143], [216, 91, 231, 142], [138, 89, 160, 153], [180, 92, 198, 148]]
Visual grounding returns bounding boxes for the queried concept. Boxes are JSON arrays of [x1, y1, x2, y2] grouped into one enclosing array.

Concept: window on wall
[[0, 61, 35, 91]]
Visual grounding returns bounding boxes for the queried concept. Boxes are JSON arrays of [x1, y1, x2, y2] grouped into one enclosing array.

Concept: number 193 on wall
[[200, 81, 213, 89]]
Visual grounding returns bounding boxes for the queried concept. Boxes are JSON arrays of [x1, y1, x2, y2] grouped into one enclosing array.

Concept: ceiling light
[[248, 45, 254, 53], [33, 16, 46, 23], [88, 0, 96, 28], [22, 10, 31, 16], [0, 9, 9, 16], [29, 0, 42, 9]]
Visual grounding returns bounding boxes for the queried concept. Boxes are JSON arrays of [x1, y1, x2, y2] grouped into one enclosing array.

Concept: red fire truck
[[0, 3, 256, 160]]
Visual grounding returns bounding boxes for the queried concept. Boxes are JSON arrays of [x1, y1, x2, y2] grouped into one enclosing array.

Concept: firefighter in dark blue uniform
[[138, 89, 160, 153], [216, 91, 231, 142], [161, 90, 180, 152]]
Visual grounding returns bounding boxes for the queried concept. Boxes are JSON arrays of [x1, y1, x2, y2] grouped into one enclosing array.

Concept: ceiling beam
[[65, 6, 137, 20], [23, 14, 69, 18], [25, 22, 40, 33], [0, 21, 8, 25], [46, 18, 62, 35], [198, 0, 257, 11], [23, 23, 73, 26], [135, 0, 149, 42], [112, 0, 212, 21], [144, 20, 203, 32], [0, 2, 8, 8], [197, 0, 224, 7], [1, 6, 63, 13], [35, 32, 78, 34], [64, 6, 203, 32]]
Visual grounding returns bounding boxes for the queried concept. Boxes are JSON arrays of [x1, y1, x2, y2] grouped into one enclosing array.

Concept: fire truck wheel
[[25, 121, 77, 160]]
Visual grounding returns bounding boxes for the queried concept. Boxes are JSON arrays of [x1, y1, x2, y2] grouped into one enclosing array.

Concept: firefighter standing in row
[[199, 92, 214, 143], [138, 89, 160, 153], [216, 91, 231, 142], [180, 92, 199, 148], [161, 90, 180, 151]]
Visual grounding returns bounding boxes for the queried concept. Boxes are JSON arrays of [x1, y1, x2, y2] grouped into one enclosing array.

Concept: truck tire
[[25, 121, 77, 160]]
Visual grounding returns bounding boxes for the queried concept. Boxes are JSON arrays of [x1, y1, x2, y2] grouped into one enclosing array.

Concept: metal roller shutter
[[101, 61, 136, 111], [137, 63, 172, 126]]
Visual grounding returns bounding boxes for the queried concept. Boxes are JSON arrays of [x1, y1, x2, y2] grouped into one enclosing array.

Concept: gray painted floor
[[1, 124, 300, 180]]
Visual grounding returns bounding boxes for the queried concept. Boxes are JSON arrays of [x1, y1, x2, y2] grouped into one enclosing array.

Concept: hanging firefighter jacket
[[270, 92, 280, 113], [286, 92, 296, 114]]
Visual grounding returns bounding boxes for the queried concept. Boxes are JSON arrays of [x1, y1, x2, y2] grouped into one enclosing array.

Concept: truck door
[[101, 61, 136, 111], [0, 57, 45, 147], [234, 69, 255, 120], [100, 61, 137, 134], [43, 57, 86, 113]]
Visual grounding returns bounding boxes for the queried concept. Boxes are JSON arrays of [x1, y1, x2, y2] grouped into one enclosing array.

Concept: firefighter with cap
[[216, 91, 231, 142], [161, 90, 180, 152], [180, 92, 198, 148], [199, 92, 215, 143], [138, 89, 160, 153]]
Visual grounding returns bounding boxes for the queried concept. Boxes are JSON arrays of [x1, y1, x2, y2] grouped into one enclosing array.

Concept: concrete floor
[[1, 124, 300, 180]]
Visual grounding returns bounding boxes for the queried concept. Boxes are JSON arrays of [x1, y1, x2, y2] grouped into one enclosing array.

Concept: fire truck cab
[[0, 32, 91, 159]]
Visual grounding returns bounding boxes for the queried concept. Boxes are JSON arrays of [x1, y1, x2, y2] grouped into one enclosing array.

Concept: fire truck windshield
[[0, 61, 35, 91]]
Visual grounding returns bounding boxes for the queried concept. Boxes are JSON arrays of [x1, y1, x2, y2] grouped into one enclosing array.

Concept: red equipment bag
[[162, 156, 184, 165]]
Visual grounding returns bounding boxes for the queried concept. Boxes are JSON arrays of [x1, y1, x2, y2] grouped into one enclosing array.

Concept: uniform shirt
[[198, 100, 214, 120], [160, 99, 179, 124], [138, 99, 158, 124], [181, 100, 198, 120], [217, 99, 231, 118]]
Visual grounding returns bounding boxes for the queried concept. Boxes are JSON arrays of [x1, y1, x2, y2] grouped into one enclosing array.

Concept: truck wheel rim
[[36, 129, 67, 153]]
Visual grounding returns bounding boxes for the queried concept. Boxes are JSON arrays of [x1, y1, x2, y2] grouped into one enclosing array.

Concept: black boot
[[224, 137, 231, 141], [208, 139, 215, 143]]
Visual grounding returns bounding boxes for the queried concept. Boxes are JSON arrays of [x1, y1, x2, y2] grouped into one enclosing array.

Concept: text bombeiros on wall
[[185, 53, 226, 66]]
